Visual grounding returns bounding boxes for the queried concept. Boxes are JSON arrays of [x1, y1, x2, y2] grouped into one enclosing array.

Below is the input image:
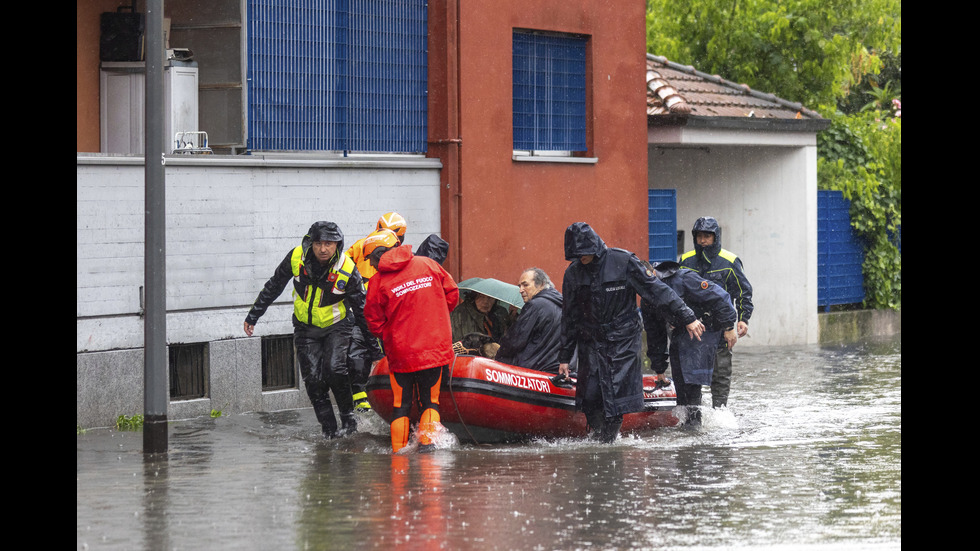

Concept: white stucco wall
[[77, 154, 443, 353], [648, 133, 819, 346]]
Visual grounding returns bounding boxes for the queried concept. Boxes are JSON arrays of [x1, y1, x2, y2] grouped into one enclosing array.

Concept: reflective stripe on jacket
[[679, 248, 753, 324], [290, 246, 356, 328]]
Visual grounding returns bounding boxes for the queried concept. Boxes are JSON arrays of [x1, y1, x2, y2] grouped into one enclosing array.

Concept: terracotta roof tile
[[646, 54, 822, 120]]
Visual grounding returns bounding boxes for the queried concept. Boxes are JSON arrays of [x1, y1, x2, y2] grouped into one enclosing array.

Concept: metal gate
[[817, 190, 865, 309]]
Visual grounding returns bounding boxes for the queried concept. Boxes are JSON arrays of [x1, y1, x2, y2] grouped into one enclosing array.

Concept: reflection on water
[[78, 336, 900, 550]]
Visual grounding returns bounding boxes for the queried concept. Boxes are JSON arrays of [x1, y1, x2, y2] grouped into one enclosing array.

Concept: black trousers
[[347, 324, 373, 399], [295, 321, 355, 435]]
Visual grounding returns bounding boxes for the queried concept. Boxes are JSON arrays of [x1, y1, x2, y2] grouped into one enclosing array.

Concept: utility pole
[[143, 0, 168, 454]]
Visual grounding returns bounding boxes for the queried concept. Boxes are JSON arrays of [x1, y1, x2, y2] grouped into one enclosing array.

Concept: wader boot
[[339, 413, 357, 436], [417, 408, 441, 453], [585, 410, 605, 440], [712, 347, 732, 409], [330, 375, 358, 436], [313, 397, 339, 439], [586, 411, 622, 443], [683, 406, 702, 429], [599, 416, 623, 443]]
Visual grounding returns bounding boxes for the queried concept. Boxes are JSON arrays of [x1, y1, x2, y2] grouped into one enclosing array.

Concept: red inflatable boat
[[365, 355, 679, 443]]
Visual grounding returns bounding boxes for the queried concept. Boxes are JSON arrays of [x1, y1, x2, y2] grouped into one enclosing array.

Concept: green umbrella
[[457, 277, 525, 310]]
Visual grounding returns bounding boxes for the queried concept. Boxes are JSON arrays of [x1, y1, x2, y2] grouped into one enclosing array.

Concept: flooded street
[[78, 335, 900, 550]]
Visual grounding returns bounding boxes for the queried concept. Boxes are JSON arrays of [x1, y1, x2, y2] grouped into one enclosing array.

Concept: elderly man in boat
[[494, 268, 564, 374]]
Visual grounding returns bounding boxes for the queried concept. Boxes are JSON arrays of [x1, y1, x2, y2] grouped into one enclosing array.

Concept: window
[[246, 0, 428, 153], [513, 31, 589, 157], [648, 189, 678, 262], [169, 342, 209, 400], [261, 335, 297, 391], [167, 0, 245, 152]]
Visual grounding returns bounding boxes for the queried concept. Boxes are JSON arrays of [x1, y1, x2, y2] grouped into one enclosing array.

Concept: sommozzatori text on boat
[[366, 354, 679, 443]]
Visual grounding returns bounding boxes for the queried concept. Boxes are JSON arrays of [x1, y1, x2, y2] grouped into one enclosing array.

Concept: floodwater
[[77, 335, 901, 550]]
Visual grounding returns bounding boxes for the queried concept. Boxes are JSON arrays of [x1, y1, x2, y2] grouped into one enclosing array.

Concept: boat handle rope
[[447, 354, 490, 447]]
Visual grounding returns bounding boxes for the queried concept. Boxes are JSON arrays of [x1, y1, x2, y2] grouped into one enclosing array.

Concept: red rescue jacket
[[363, 244, 459, 373]]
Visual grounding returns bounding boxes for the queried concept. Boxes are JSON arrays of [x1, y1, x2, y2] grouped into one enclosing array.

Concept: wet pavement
[[78, 336, 901, 550]]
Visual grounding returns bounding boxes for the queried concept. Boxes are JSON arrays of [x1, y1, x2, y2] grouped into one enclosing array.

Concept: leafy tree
[[838, 49, 901, 115], [647, 0, 901, 310], [646, 0, 901, 111], [817, 106, 901, 310]]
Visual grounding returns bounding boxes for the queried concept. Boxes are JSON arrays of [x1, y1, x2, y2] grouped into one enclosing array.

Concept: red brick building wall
[[428, 0, 650, 289]]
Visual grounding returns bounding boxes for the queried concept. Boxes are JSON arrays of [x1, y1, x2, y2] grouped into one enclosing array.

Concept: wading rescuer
[[679, 216, 753, 409], [244, 221, 380, 439], [641, 260, 737, 427], [345, 212, 409, 412], [362, 230, 459, 453], [558, 222, 703, 442]]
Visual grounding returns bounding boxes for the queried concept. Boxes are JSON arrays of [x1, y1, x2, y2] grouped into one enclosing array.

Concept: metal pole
[[144, 0, 168, 454]]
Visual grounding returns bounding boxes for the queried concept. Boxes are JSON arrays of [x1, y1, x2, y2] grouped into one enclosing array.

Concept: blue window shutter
[[513, 32, 587, 152], [648, 189, 677, 263], [246, 0, 427, 153]]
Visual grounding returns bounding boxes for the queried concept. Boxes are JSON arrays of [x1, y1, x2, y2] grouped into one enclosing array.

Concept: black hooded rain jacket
[[495, 287, 563, 373], [415, 234, 449, 265], [559, 223, 696, 417], [641, 261, 736, 386]]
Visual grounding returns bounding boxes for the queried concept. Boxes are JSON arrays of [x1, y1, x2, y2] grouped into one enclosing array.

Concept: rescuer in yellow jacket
[[244, 221, 380, 438], [344, 212, 408, 411], [679, 216, 754, 410]]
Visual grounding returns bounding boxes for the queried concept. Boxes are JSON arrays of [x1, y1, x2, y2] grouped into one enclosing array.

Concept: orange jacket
[[346, 237, 378, 289]]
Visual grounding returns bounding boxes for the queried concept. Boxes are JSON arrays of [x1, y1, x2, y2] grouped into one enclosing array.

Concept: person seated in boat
[[640, 260, 737, 428], [451, 291, 511, 354], [495, 268, 563, 374]]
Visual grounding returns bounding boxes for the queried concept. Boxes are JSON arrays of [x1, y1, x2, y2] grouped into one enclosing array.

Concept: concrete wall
[[648, 138, 820, 346], [77, 154, 442, 428], [818, 309, 901, 344], [77, 337, 319, 428]]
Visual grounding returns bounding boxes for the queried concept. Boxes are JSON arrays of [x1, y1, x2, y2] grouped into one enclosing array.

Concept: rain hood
[[691, 216, 722, 258], [302, 221, 345, 265], [415, 234, 449, 265], [564, 222, 607, 261]]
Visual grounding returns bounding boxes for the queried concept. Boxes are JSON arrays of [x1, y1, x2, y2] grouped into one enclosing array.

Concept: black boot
[[585, 410, 605, 440], [349, 357, 372, 411], [339, 413, 358, 436], [353, 391, 372, 412], [599, 416, 623, 443], [683, 406, 702, 429], [330, 375, 358, 436], [313, 398, 339, 439]]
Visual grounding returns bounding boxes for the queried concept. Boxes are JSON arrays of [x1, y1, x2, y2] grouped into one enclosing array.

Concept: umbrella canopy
[[457, 277, 525, 310]]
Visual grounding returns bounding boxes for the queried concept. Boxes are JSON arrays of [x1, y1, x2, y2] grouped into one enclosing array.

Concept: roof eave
[[647, 113, 831, 133]]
